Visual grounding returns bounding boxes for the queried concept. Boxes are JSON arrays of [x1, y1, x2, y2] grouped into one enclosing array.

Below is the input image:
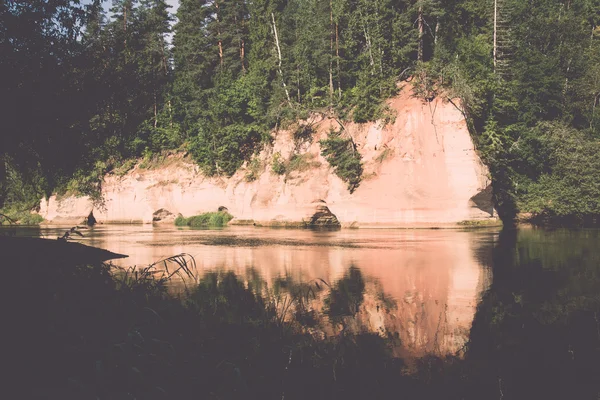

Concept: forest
[[2, 0, 600, 225]]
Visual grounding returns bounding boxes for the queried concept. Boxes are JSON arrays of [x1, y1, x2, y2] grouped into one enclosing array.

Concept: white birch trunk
[[271, 13, 292, 105]]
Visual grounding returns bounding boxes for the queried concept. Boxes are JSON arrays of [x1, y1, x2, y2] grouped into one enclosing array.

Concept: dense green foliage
[[175, 211, 234, 227], [519, 123, 600, 224], [1, 0, 177, 206], [418, 0, 600, 224], [271, 152, 286, 175], [319, 130, 363, 193], [2, 0, 600, 223]]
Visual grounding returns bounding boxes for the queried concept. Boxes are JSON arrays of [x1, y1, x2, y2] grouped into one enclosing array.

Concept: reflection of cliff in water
[[31, 226, 495, 357], [264, 231, 494, 357]]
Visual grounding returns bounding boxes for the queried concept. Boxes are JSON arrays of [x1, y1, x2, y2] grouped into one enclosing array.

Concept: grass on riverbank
[[175, 211, 233, 227], [457, 219, 503, 228]]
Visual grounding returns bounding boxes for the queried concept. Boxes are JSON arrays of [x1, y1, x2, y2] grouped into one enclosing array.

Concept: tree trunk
[[0, 154, 6, 209], [417, 4, 423, 62], [297, 67, 301, 103], [564, 58, 572, 97], [216, 1, 224, 67], [336, 22, 342, 99], [240, 39, 246, 72], [235, 13, 246, 72], [123, 4, 128, 48], [160, 33, 168, 75], [167, 99, 173, 130], [329, 0, 334, 103], [362, 21, 375, 74], [591, 94, 598, 132], [271, 12, 292, 105], [154, 92, 158, 129], [493, 0, 497, 70]]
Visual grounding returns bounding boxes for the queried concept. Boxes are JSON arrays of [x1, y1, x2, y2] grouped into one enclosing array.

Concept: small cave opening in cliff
[[153, 208, 175, 222], [309, 201, 341, 229], [469, 185, 494, 217], [85, 211, 96, 226]]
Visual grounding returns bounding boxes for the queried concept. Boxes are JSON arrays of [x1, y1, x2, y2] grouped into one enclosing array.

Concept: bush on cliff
[[319, 130, 363, 193], [175, 211, 234, 228], [271, 152, 286, 175]]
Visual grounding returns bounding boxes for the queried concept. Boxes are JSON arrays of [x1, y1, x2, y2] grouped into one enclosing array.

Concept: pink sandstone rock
[[39, 86, 495, 227]]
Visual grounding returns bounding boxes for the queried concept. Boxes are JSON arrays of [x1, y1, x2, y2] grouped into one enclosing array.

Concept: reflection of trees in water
[[325, 266, 366, 318], [191, 229, 600, 398], [231, 265, 399, 339], [192, 262, 474, 358], [463, 228, 600, 399]]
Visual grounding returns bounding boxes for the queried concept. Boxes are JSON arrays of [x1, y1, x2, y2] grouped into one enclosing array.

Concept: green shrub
[[293, 124, 315, 145], [518, 123, 600, 225], [175, 211, 234, 228], [113, 158, 137, 176], [19, 213, 44, 225], [374, 148, 393, 164], [0, 205, 44, 225], [319, 130, 363, 193], [62, 160, 107, 201], [271, 152, 286, 175], [286, 153, 321, 174], [245, 157, 263, 182], [174, 215, 188, 226]]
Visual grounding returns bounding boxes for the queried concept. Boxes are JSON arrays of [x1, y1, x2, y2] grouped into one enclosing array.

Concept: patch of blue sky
[[79, 0, 179, 43]]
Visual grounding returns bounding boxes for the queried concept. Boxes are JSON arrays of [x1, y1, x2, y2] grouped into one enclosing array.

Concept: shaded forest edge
[[6, 228, 600, 399], [3, 0, 600, 227]]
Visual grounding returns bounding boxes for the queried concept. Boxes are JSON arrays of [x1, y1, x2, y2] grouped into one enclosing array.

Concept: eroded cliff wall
[[40, 86, 494, 227]]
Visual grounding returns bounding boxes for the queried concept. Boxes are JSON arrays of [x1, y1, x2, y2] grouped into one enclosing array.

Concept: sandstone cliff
[[40, 86, 495, 227]]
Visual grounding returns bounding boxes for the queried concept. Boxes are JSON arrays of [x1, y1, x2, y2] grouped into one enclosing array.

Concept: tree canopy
[[2, 0, 600, 225]]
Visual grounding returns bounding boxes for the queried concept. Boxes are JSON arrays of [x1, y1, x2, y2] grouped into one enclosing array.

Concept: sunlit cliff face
[[76, 226, 494, 357], [39, 87, 494, 227]]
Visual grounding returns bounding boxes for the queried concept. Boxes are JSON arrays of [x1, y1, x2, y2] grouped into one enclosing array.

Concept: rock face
[[39, 86, 495, 227], [152, 208, 175, 223], [306, 200, 340, 227]]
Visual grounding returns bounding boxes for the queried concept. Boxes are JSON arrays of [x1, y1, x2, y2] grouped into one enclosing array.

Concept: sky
[[79, 0, 180, 42], [80, 0, 180, 16]]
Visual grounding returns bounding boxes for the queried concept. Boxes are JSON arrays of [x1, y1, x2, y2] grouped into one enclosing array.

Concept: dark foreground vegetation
[[6, 228, 600, 399]]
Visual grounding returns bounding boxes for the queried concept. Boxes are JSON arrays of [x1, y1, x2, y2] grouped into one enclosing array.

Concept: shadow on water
[[5, 226, 600, 399], [461, 228, 600, 400]]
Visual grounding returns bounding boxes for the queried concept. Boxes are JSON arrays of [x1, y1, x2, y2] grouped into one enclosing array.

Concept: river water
[[9, 224, 600, 386], [11, 224, 496, 356]]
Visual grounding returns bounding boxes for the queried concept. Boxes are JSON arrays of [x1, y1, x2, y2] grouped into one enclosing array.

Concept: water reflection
[[465, 228, 600, 399], [13, 224, 496, 357]]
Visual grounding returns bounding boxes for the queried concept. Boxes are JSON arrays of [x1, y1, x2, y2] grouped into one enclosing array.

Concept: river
[[11, 224, 497, 357]]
